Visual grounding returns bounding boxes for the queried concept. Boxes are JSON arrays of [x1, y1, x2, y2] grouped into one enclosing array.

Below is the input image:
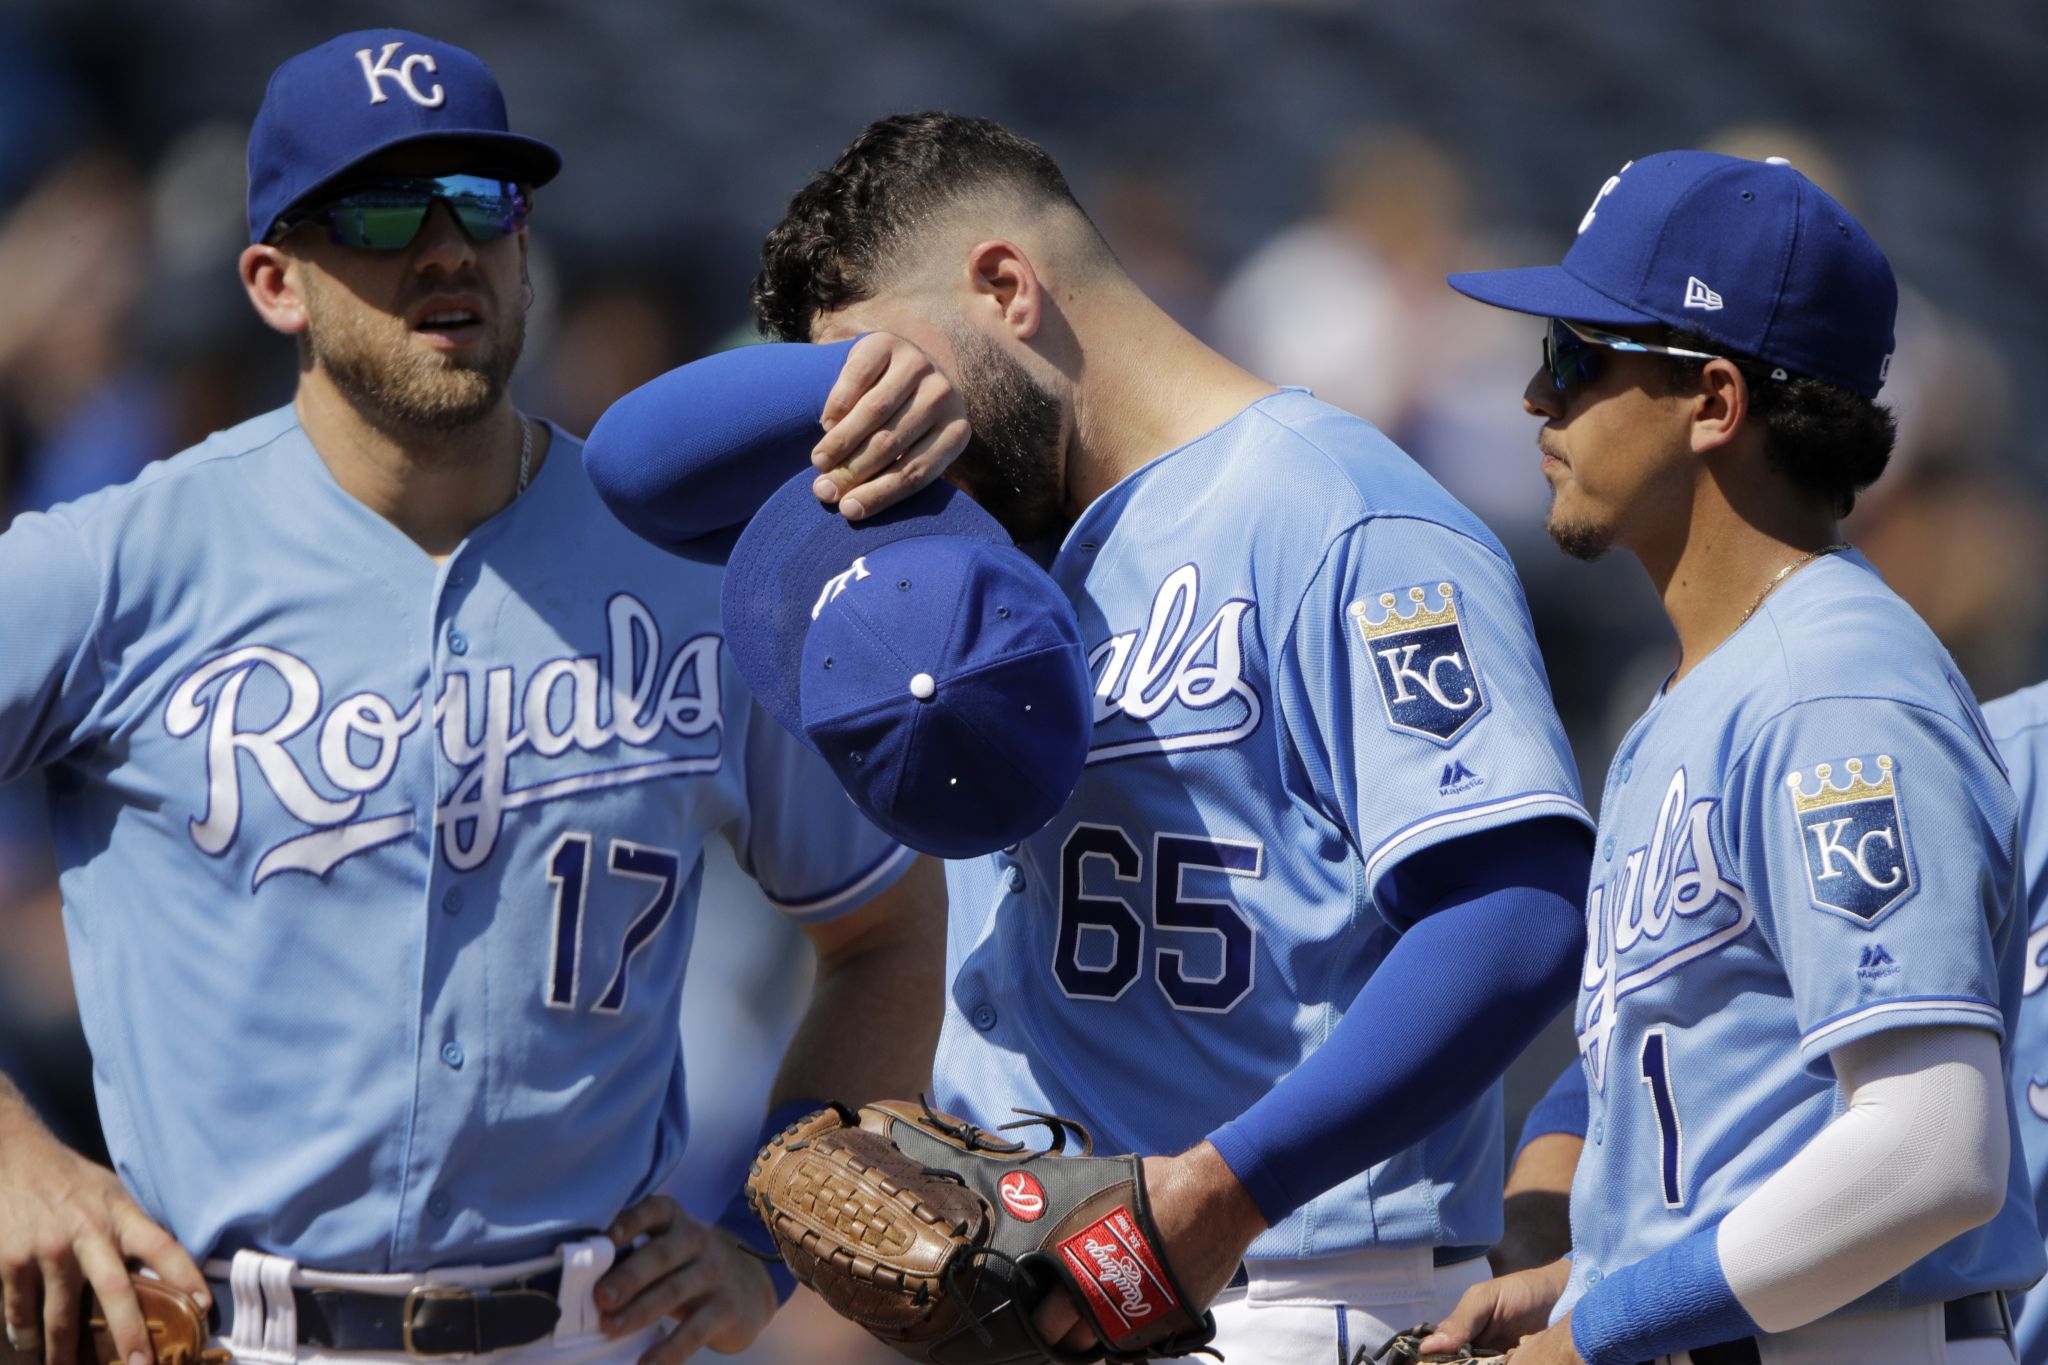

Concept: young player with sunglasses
[[1424, 151, 2041, 1365], [0, 29, 948, 1365]]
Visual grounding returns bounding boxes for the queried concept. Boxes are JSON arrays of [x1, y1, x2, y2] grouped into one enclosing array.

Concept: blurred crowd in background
[[1, 2, 2043, 1360]]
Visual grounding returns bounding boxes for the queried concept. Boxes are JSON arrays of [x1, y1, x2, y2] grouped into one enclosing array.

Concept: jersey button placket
[[971, 1003, 998, 1031], [446, 624, 468, 655]]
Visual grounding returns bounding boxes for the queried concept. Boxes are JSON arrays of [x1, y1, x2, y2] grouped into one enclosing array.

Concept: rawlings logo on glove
[[745, 1100, 1216, 1364]]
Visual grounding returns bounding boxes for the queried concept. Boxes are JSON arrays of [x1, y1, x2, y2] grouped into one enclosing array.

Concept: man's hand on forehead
[[809, 332, 970, 521]]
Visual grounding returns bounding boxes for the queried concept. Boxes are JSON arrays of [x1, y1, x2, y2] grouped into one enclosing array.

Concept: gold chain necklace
[[1742, 543, 1849, 625]]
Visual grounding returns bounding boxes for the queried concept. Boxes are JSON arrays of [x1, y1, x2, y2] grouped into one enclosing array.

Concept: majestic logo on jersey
[[812, 556, 871, 620], [1785, 755, 1914, 925], [1578, 766, 1752, 1094], [1350, 582, 1485, 745], [1439, 760, 1484, 796], [355, 42, 446, 108], [1855, 943, 1900, 981], [1086, 564, 1260, 764], [163, 593, 723, 885]]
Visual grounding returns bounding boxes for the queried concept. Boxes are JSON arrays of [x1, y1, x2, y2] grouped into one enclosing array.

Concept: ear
[[240, 242, 309, 336], [963, 240, 1042, 341], [1689, 358, 1749, 456]]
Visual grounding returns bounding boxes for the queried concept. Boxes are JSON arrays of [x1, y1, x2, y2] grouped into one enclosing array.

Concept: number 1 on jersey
[[546, 834, 591, 1009], [1639, 1027, 1686, 1208]]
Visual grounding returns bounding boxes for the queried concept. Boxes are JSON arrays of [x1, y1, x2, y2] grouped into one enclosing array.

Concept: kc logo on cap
[[357, 40, 446, 108]]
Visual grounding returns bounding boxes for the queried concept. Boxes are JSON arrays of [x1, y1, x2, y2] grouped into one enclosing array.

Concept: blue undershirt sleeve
[[582, 339, 857, 562], [1205, 817, 1590, 1224], [1516, 1055, 1591, 1160], [1569, 1224, 1760, 1365]]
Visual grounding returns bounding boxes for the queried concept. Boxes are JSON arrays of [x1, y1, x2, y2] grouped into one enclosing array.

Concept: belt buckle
[[402, 1285, 477, 1358]]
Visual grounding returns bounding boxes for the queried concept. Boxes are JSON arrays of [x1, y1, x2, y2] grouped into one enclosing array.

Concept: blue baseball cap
[[722, 474, 1092, 860], [247, 29, 561, 244], [1449, 151, 1896, 398]]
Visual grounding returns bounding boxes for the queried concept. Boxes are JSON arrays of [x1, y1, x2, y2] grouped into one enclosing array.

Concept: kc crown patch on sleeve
[[1784, 753, 1915, 925], [1348, 581, 1486, 744]]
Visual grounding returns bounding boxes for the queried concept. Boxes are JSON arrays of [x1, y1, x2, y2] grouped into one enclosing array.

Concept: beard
[[303, 270, 524, 433], [1545, 503, 1612, 562], [944, 327, 1067, 544]]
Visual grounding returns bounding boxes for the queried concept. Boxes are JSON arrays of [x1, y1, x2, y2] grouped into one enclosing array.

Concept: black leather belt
[[210, 1269, 563, 1356], [1220, 1244, 1490, 1292], [1683, 1291, 2010, 1365]]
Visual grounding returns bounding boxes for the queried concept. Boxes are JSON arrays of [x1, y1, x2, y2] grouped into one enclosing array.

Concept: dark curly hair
[[1657, 328, 1897, 517], [752, 112, 1108, 343]]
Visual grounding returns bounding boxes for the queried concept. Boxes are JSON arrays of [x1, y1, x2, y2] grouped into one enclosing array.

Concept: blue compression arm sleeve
[[712, 1098, 827, 1304], [1515, 1054, 1591, 1160], [583, 340, 856, 562], [1569, 1225, 1760, 1365], [1206, 817, 1590, 1225]]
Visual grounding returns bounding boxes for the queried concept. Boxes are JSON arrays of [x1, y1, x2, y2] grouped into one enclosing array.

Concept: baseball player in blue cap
[[1423, 152, 2041, 1364], [585, 111, 1597, 1362], [0, 29, 943, 1365]]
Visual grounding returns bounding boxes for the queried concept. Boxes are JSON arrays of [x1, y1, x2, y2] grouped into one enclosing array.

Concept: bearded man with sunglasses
[[1419, 152, 2042, 1365], [0, 30, 948, 1365]]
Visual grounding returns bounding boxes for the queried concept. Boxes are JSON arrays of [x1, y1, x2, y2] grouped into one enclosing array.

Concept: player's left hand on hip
[[1032, 1145, 1264, 1353], [809, 331, 971, 521], [596, 1195, 776, 1365]]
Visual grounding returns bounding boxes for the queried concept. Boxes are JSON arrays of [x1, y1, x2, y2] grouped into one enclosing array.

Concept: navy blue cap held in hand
[[248, 28, 561, 243], [723, 473, 1091, 860], [1448, 151, 1896, 398]]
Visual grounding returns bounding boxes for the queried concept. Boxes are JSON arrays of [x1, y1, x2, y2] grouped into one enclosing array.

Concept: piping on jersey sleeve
[[1361, 791, 1593, 916], [1798, 994, 2006, 1068], [759, 842, 917, 922]]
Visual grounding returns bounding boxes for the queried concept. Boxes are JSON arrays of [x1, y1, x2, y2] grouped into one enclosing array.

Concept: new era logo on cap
[[1683, 276, 1724, 311]]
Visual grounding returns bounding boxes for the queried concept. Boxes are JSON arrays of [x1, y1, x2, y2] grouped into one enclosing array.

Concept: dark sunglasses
[[1542, 317, 1783, 392], [276, 174, 530, 251]]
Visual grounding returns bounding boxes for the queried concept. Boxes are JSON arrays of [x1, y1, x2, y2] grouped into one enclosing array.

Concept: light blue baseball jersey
[[1556, 551, 2042, 1321], [931, 389, 1588, 1261], [1983, 683, 2048, 1363], [0, 407, 910, 1272]]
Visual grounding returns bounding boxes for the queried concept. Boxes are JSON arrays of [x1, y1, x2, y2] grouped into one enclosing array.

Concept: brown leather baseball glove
[[745, 1100, 1216, 1364], [78, 1281, 230, 1365]]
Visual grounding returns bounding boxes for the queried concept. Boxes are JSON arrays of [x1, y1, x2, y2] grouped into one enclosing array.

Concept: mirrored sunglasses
[[1541, 317, 1776, 392], [278, 174, 530, 251]]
